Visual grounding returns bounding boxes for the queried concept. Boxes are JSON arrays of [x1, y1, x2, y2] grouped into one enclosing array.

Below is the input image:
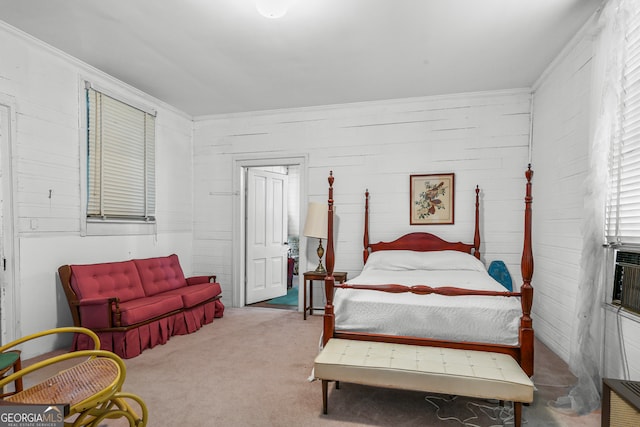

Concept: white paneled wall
[[601, 249, 640, 381], [0, 23, 195, 358], [530, 27, 595, 363], [193, 90, 532, 307], [527, 9, 640, 379], [531, 10, 640, 383], [603, 306, 640, 381]]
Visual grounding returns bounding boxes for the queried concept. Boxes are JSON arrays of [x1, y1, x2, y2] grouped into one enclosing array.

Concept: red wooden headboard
[[363, 185, 481, 263]]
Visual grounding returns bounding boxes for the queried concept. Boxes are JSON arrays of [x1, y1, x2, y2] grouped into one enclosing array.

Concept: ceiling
[[0, 0, 604, 117]]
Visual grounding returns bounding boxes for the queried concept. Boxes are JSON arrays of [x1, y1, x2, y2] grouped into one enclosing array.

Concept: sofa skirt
[[73, 299, 222, 358]]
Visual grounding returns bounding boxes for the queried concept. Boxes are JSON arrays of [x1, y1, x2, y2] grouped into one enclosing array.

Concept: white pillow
[[363, 250, 486, 272]]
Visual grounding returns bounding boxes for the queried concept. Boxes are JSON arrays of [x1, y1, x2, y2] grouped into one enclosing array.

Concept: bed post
[[363, 189, 370, 264], [474, 185, 481, 259], [519, 165, 534, 376], [323, 171, 336, 346]]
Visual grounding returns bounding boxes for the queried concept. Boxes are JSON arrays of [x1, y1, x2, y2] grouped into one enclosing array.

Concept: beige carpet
[[22, 307, 601, 426]]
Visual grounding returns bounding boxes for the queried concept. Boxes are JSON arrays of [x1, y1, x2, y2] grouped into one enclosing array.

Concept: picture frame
[[410, 173, 455, 225]]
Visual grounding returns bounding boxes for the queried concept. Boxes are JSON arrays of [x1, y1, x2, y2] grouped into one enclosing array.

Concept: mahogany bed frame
[[322, 166, 535, 376]]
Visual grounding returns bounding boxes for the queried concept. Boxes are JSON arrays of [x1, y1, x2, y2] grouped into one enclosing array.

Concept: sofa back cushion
[[134, 254, 187, 296], [70, 260, 146, 302]]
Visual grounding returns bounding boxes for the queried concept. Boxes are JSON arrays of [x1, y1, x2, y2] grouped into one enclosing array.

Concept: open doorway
[[244, 165, 299, 310], [232, 157, 306, 311]]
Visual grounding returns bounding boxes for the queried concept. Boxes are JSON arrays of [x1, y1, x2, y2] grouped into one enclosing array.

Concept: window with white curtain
[[606, 8, 640, 246], [86, 85, 156, 223]]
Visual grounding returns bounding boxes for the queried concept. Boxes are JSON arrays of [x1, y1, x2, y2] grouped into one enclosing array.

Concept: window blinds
[[606, 9, 640, 245], [86, 87, 156, 221]]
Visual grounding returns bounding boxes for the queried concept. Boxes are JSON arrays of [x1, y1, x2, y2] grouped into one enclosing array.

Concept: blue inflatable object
[[488, 260, 512, 291]]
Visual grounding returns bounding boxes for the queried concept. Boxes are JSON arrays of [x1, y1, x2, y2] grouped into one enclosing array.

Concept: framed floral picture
[[410, 173, 455, 225]]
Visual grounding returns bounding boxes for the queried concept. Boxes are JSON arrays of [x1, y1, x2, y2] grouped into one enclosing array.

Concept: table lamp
[[303, 201, 328, 274]]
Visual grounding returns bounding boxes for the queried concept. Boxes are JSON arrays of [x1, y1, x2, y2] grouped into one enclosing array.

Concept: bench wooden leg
[[322, 380, 328, 414], [514, 401, 522, 427]]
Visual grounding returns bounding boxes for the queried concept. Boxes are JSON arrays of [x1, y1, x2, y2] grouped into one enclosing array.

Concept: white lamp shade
[[303, 202, 328, 239]]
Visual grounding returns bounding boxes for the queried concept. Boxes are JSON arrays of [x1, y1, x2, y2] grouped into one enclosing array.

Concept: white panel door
[[246, 168, 288, 304]]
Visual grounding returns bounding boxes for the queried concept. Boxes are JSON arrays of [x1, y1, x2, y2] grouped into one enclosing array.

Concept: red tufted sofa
[[58, 254, 224, 358]]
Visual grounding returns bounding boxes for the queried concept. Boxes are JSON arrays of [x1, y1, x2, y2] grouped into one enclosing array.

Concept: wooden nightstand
[[303, 271, 347, 320]]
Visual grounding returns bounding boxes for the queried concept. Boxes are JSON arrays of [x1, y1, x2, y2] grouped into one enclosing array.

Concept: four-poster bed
[[321, 166, 534, 376]]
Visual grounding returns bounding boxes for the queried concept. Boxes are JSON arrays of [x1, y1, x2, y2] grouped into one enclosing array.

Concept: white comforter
[[333, 250, 522, 346]]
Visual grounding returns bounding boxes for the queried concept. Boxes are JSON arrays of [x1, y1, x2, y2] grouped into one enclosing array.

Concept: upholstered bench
[[314, 339, 534, 427]]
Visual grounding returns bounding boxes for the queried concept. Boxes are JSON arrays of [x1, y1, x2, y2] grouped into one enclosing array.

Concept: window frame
[[606, 10, 640, 247], [80, 80, 157, 236]]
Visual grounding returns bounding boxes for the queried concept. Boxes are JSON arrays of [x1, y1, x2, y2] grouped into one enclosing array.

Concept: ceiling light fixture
[[256, 0, 294, 19]]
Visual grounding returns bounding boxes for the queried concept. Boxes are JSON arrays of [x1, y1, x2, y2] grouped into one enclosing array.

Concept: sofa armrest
[[78, 297, 120, 329], [186, 275, 216, 285]]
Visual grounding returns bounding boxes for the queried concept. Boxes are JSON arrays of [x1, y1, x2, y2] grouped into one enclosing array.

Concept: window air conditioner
[[612, 250, 640, 315]]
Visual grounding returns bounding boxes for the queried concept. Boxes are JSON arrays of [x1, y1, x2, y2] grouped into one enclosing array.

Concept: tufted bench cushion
[[314, 339, 534, 426]]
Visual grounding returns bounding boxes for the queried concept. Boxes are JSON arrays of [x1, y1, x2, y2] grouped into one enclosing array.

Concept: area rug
[[265, 286, 298, 306]]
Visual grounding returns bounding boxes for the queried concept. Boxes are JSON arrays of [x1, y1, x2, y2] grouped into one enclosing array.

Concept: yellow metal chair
[[0, 327, 147, 427]]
